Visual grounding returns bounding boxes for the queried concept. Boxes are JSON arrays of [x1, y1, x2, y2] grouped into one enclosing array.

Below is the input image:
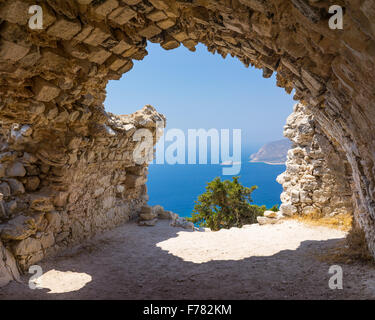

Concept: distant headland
[[249, 139, 292, 165]]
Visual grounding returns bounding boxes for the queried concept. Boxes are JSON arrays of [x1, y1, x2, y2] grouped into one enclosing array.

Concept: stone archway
[[0, 0, 374, 284]]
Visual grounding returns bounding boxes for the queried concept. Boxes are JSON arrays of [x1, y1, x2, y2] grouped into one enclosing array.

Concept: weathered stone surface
[[40, 233, 55, 250], [6, 179, 25, 195], [93, 0, 119, 19], [0, 102, 163, 274], [157, 18, 176, 30], [0, 215, 37, 241], [30, 193, 54, 212], [0, 240, 20, 287], [0, 0, 374, 278], [278, 103, 353, 219], [88, 48, 112, 64], [0, 40, 30, 62], [45, 212, 61, 232], [6, 162, 26, 177], [47, 19, 82, 40], [170, 215, 195, 230], [139, 212, 157, 221], [24, 176, 40, 192], [138, 25, 162, 38], [0, 183, 11, 198], [257, 216, 280, 225], [12, 237, 42, 256], [264, 211, 278, 218], [83, 27, 111, 46], [0, 0, 29, 25], [138, 218, 158, 226], [109, 7, 137, 24], [33, 78, 61, 102]]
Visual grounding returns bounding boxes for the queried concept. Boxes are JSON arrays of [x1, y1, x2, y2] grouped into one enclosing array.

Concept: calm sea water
[[147, 159, 286, 218]]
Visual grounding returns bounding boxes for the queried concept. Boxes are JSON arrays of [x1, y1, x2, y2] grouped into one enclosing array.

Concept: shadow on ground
[[1, 221, 374, 300]]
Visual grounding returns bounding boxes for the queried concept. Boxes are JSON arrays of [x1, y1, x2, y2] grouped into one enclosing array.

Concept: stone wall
[[0, 240, 20, 287], [0, 0, 374, 281], [278, 103, 353, 218], [0, 104, 165, 285]]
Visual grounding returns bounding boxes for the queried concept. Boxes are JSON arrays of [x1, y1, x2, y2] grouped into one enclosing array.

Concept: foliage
[[269, 204, 279, 212], [188, 176, 277, 231]]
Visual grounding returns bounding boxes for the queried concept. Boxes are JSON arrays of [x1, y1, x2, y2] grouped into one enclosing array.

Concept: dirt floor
[[1, 220, 375, 300]]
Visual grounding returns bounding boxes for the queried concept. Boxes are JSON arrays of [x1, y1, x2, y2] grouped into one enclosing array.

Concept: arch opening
[[0, 0, 374, 286]]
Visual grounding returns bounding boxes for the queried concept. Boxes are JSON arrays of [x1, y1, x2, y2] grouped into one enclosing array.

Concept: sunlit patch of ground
[[156, 220, 346, 263], [33, 270, 92, 294], [1, 220, 374, 300]]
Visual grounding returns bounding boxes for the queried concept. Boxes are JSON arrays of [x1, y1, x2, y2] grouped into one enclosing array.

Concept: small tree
[[188, 176, 266, 231]]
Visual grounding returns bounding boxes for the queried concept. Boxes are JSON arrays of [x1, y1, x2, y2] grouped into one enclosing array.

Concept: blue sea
[[147, 151, 285, 218]]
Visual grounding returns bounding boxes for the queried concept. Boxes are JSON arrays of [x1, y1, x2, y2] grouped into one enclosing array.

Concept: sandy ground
[[1, 220, 375, 300]]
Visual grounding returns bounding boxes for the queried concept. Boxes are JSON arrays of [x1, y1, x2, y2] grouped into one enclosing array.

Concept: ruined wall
[[278, 103, 353, 218], [0, 0, 374, 279], [0, 104, 164, 284]]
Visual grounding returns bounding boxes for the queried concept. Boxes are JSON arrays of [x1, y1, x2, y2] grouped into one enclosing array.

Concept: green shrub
[[188, 176, 274, 231], [269, 204, 279, 212]]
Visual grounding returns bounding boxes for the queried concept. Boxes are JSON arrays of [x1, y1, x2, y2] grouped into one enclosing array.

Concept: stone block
[[0, 40, 30, 62], [45, 211, 61, 232], [161, 35, 180, 50], [139, 212, 157, 221], [73, 25, 94, 42], [0, 182, 10, 198], [47, 19, 82, 40], [93, 0, 119, 18], [40, 233, 55, 250], [138, 218, 158, 226], [157, 18, 176, 30], [88, 48, 112, 64], [126, 174, 146, 188], [83, 27, 111, 46], [6, 162, 26, 177], [107, 56, 128, 71], [118, 60, 134, 74], [257, 216, 279, 225], [111, 40, 133, 55], [172, 31, 189, 42], [280, 203, 298, 216], [6, 179, 25, 195], [263, 210, 278, 218], [33, 78, 61, 102], [0, 240, 20, 288], [138, 25, 162, 39], [0, 215, 36, 241], [0, 0, 29, 25], [64, 42, 90, 60], [147, 10, 168, 22], [109, 6, 137, 24], [30, 193, 54, 212], [12, 237, 42, 256], [122, 0, 142, 5]]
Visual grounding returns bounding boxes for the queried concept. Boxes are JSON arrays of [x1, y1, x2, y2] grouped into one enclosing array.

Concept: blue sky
[[105, 42, 295, 152]]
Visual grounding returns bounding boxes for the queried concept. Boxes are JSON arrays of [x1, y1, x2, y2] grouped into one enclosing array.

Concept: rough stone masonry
[[0, 0, 375, 285], [278, 103, 353, 219]]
